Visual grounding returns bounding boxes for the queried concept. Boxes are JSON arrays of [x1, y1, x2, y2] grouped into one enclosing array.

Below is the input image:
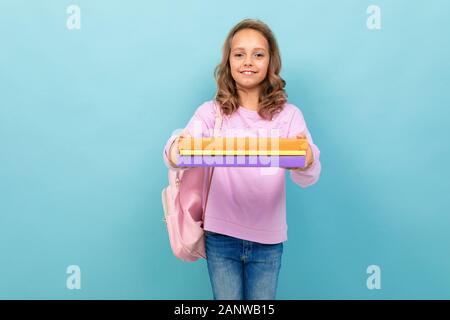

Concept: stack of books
[[177, 137, 308, 168]]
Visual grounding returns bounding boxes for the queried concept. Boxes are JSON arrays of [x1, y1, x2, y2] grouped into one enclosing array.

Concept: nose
[[243, 55, 253, 67]]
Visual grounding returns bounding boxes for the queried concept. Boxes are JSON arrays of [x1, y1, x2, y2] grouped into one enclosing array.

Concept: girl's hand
[[169, 131, 191, 167], [287, 133, 314, 171]]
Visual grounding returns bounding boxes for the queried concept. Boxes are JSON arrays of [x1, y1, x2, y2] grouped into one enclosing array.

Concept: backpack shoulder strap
[[203, 101, 223, 221], [213, 101, 223, 136]]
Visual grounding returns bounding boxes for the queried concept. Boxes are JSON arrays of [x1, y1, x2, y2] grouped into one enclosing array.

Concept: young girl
[[163, 19, 321, 300]]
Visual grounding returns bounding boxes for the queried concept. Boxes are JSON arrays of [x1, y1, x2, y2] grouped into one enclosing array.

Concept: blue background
[[1, 0, 449, 299]]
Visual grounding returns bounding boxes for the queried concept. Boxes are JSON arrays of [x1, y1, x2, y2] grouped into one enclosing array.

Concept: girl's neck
[[237, 87, 260, 111]]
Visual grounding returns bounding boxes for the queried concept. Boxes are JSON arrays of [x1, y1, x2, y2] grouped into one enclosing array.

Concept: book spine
[[178, 155, 306, 168], [180, 150, 307, 156], [179, 137, 309, 151]]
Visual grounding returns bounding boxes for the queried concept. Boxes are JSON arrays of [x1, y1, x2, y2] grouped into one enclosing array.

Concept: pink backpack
[[161, 103, 223, 262]]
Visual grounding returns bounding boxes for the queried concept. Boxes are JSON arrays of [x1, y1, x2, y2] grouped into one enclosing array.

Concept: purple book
[[178, 155, 306, 168]]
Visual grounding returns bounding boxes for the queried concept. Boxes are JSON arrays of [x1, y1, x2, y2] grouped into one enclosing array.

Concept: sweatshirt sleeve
[[286, 105, 322, 188], [162, 101, 216, 171]]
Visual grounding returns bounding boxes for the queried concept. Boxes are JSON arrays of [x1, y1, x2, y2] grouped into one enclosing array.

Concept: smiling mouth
[[240, 71, 257, 75]]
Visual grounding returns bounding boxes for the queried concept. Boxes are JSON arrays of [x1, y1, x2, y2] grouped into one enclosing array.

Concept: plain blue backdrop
[[1, 0, 449, 299]]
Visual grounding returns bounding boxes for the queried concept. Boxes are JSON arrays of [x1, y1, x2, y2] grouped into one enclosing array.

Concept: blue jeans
[[205, 230, 283, 300]]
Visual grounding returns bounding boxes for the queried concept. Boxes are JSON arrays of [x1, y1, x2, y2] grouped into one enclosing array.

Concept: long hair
[[214, 19, 287, 121]]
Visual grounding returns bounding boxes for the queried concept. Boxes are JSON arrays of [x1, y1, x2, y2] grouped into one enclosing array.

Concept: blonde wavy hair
[[214, 19, 287, 121]]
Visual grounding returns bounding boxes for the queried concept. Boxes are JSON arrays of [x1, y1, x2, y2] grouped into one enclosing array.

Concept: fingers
[[179, 129, 191, 139], [177, 131, 191, 152]]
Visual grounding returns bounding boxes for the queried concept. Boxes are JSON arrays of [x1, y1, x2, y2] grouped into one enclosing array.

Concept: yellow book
[[180, 150, 307, 156]]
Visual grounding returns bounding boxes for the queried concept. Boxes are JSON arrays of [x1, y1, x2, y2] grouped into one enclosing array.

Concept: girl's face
[[229, 28, 270, 92]]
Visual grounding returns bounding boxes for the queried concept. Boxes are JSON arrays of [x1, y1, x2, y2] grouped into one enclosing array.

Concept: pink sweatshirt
[[163, 100, 321, 244]]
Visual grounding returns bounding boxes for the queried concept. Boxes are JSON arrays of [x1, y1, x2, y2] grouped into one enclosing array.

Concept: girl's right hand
[[169, 131, 191, 167]]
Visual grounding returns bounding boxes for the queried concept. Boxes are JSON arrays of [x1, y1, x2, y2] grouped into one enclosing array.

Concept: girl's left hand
[[287, 133, 314, 171]]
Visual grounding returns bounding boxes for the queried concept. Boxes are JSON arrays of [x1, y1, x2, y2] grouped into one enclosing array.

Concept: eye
[[234, 53, 243, 57], [255, 53, 265, 58]]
